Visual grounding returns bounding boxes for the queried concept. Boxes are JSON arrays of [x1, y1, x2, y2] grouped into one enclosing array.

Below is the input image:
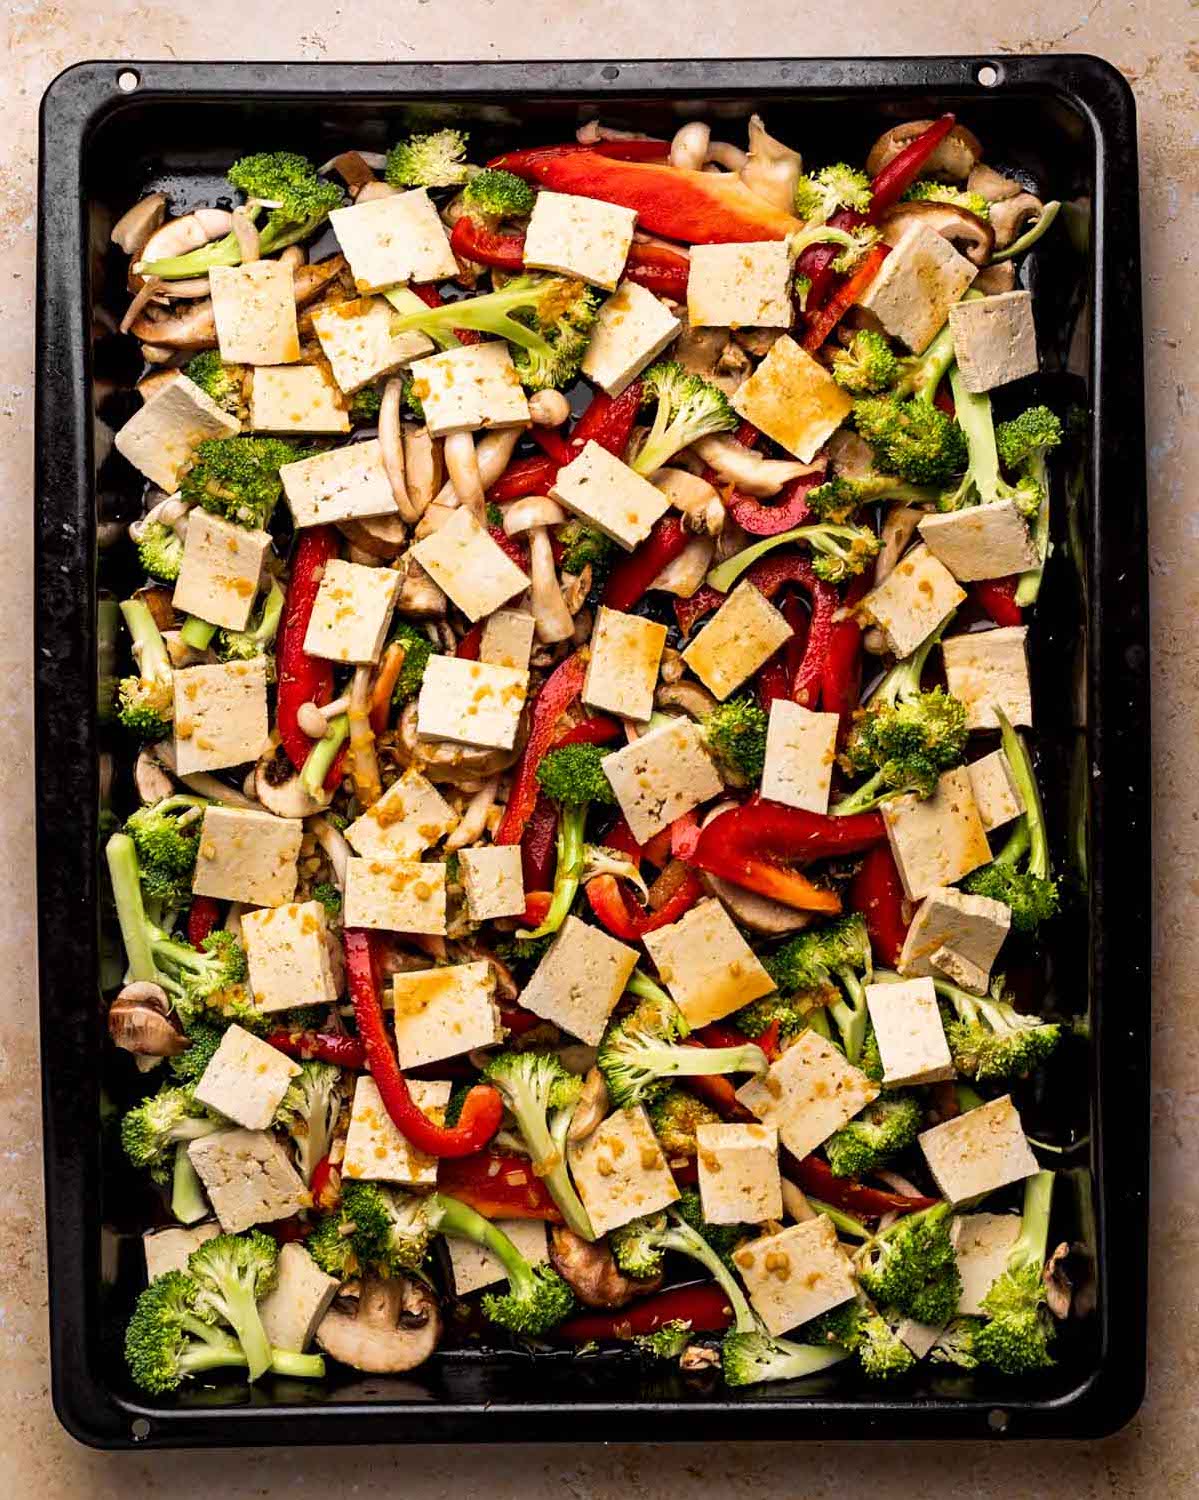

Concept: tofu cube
[[730, 335, 854, 462], [329, 189, 458, 291], [209, 261, 300, 366], [311, 295, 433, 394], [681, 580, 793, 701], [737, 1029, 879, 1159], [687, 241, 793, 329], [344, 767, 458, 861], [408, 342, 530, 437], [281, 439, 398, 528], [188, 1129, 307, 1233], [458, 844, 526, 921], [449, 1219, 550, 1296], [948, 290, 1039, 393], [192, 805, 303, 907], [241, 900, 339, 1014], [143, 1223, 220, 1282], [858, 221, 977, 353], [917, 1094, 1039, 1204], [114, 375, 240, 493], [391, 960, 502, 1068], [918, 500, 1038, 583], [549, 441, 671, 552], [734, 1216, 857, 1335], [941, 626, 1032, 731], [302, 557, 400, 664], [642, 898, 775, 1027], [173, 658, 269, 774], [967, 749, 1024, 832], [193, 1023, 301, 1130], [342, 857, 447, 935], [952, 1212, 1022, 1315], [479, 608, 536, 670], [249, 364, 350, 435], [522, 190, 638, 291], [518, 914, 638, 1045], [930, 946, 991, 994], [581, 280, 682, 395], [258, 1243, 340, 1353], [601, 719, 724, 844], [898, 885, 1011, 989], [342, 1075, 451, 1185], [416, 654, 529, 750], [761, 700, 839, 813], [863, 977, 955, 1087], [894, 1317, 947, 1359], [695, 1122, 783, 1225], [410, 506, 530, 621], [171, 510, 272, 632], [859, 544, 966, 659], [567, 1106, 680, 1236], [882, 766, 992, 901], [583, 606, 668, 722]]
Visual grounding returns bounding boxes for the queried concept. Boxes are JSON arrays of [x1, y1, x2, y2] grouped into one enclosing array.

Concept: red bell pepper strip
[[553, 714, 621, 748], [345, 928, 503, 1158], [495, 651, 588, 846], [449, 216, 526, 270], [695, 1021, 754, 1050], [487, 454, 558, 502], [519, 889, 554, 929], [673, 584, 724, 638], [530, 426, 575, 466], [585, 866, 704, 941], [802, 242, 890, 353], [276, 526, 347, 787], [408, 281, 481, 344], [972, 576, 1024, 626], [569, 380, 644, 457], [601, 814, 644, 864], [456, 621, 484, 660], [602, 514, 691, 612], [498, 1003, 544, 1038], [555, 1281, 734, 1342], [848, 843, 910, 968], [488, 139, 670, 174], [867, 115, 958, 219], [793, 208, 862, 313], [266, 1029, 367, 1070], [726, 472, 819, 536], [820, 574, 870, 732], [521, 800, 559, 891], [186, 896, 221, 950], [309, 1155, 340, 1212], [748, 555, 840, 711], [623, 241, 690, 299], [670, 810, 701, 862], [757, 592, 810, 713], [787, 1153, 937, 1217], [436, 1152, 564, 1220], [680, 1053, 758, 1121], [689, 799, 886, 913]]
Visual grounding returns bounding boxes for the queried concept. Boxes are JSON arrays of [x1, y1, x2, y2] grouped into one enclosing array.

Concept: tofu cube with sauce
[[408, 342, 530, 437], [342, 1075, 451, 1186], [858, 221, 977, 353], [188, 1129, 307, 1233], [941, 626, 1032, 731], [687, 241, 794, 329], [735, 1216, 857, 1335], [172, 658, 269, 774], [918, 1094, 1039, 1204], [193, 1023, 301, 1130], [583, 606, 668, 723], [967, 749, 1024, 831], [329, 190, 458, 291], [302, 557, 400, 664], [522, 191, 638, 291], [114, 375, 240, 493], [918, 500, 1038, 582], [410, 507, 530, 621], [391, 960, 502, 1069], [952, 1212, 1022, 1314], [241, 900, 339, 1014], [882, 765, 992, 901], [863, 977, 955, 1087], [731, 334, 854, 462], [143, 1223, 220, 1282], [342, 856, 447, 935], [280, 439, 399, 528], [416, 654, 530, 750], [209, 261, 300, 366], [898, 885, 1011, 990], [858, 544, 966, 659], [458, 844, 526, 921], [518, 915, 639, 1045], [736, 1029, 879, 1160], [948, 290, 1039, 393], [761, 700, 839, 813], [344, 767, 458, 861], [642, 897, 775, 1027], [681, 580, 793, 701], [449, 1219, 550, 1296], [602, 718, 724, 845], [695, 1122, 783, 1225], [479, 608, 536, 670], [581, 280, 682, 395], [311, 295, 433, 394], [249, 364, 350, 435], [568, 1106, 681, 1236], [258, 1243, 340, 1354], [549, 441, 672, 552], [171, 510, 272, 632], [192, 805, 303, 908]]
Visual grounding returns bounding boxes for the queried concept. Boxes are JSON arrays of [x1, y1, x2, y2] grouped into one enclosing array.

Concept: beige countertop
[[1, 1, 1192, 1491]]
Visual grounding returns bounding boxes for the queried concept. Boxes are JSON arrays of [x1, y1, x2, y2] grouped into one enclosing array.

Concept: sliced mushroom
[[567, 1067, 609, 1144], [972, 261, 1017, 295], [731, 326, 783, 358], [152, 739, 261, 809], [338, 514, 408, 560], [826, 428, 881, 481], [549, 1226, 661, 1309], [443, 431, 487, 522], [255, 740, 331, 817], [327, 150, 382, 196], [866, 121, 983, 182], [135, 208, 234, 271], [230, 207, 260, 264], [135, 369, 183, 403], [692, 435, 817, 497], [528, 389, 571, 427], [395, 555, 447, 618], [109, 982, 187, 1056], [1043, 1242, 1075, 1320], [430, 427, 522, 512], [309, 815, 353, 888], [398, 699, 525, 785], [134, 746, 177, 804], [111, 194, 167, 257], [878, 200, 995, 267], [967, 162, 1023, 204], [317, 1276, 441, 1374], [378, 378, 420, 523], [648, 533, 716, 597], [403, 424, 443, 516], [132, 255, 345, 350], [655, 680, 719, 720], [740, 115, 802, 215], [989, 191, 1045, 251], [670, 121, 711, 171]]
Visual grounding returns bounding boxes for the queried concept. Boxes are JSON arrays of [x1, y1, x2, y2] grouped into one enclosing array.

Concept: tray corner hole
[[601, 65, 620, 81], [976, 63, 1000, 88], [116, 69, 140, 93], [130, 1417, 151, 1442], [987, 1408, 1010, 1434]]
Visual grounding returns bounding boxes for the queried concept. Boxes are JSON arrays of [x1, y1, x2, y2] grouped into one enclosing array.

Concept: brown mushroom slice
[[865, 121, 983, 182], [967, 163, 1024, 204], [648, 533, 715, 598], [254, 740, 331, 818], [655, 679, 719, 720], [395, 556, 447, 618], [338, 514, 408, 560], [109, 982, 188, 1056], [567, 1067, 610, 1144], [327, 150, 382, 196], [971, 261, 1017, 295], [317, 1276, 442, 1374], [134, 745, 177, 804], [132, 255, 347, 350], [988, 192, 1045, 252], [112, 193, 168, 257], [549, 1226, 662, 1309], [653, 468, 725, 536], [877, 200, 995, 267], [397, 699, 526, 785]]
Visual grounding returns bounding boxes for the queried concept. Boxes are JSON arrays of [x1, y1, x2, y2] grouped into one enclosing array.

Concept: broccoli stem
[[389, 280, 558, 357], [826, 970, 869, 1063], [105, 833, 162, 985], [301, 714, 349, 797], [269, 1348, 328, 1379], [993, 708, 1051, 880], [1008, 1169, 1055, 1273], [382, 287, 461, 350], [180, 615, 218, 651], [214, 1278, 273, 1383], [869, 612, 955, 707], [947, 365, 1004, 506], [431, 1192, 539, 1297], [829, 768, 891, 816], [120, 599, 172, 684], [140, 205, 327, 281], [520, 805, 587, 940], [171, 1145, 210, 1224], [804, 1198, 872, 1240], [180, 1341, 325, 1380], [626, 970, 674, 1009], [660, 1212, 758, 1334], [1014, 452, 1053, 607], [895, 321, 957, 403]]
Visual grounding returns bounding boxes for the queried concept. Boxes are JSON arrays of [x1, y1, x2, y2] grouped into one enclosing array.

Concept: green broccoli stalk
[[180, 435, 302, 530], [217, 579, 285, 663], [824, 1094, 923, 1178], [139, 153, 342, 280], [834, 687, 968, 815], [274, 1061, 342, 1184], [891, 319, 959, 402], [972, 1170, 1057, 1373], [388, 620, 438, 705], [433, 1192, 575, 1335], [556, 518, 614, 576], [763, 914, 873, 1063], [309, 1182, 434, 1279], [390, 275, 587, 363], [597, 992, 767, 1109], [705, 520, 882, 592], [938, 367, 1043, 518], [991, 201, 1062, 262], [184, 350, 247, 414], [937, 974, 1062, 1082], [722, 1327, 854, 1387], [120, 1082, 224, 1184], [901, 180, 991, 219], [382, 285, 462, 352], [125, 795, 206, 908], [136, 521, 185, 584], [117, 599, 174, 741], [187, 1231, 280, 1382], [800, 1298, 916, 1381], [793, 163, 873, 223], [631, 361, 737, 476], [857, 1202, 963, 1325], [385, 129, 470, 189], [787, 222, 882, 274], [461, 167, 536, 222], [805, 472, 938, 523], [481, 1051, 595, 1240], [519, 743, 616, 940], [831, 330, 901, 395], [300, 714, 350, 799], [170, 1144, 212, 1225], [866, 611, 955, 708], [997, 406, 1063, 607], [646, 1086, 722, 1159], [961, 707, 1059, 930], [852, 393, 967, 488], [699, 696, 769, 784]]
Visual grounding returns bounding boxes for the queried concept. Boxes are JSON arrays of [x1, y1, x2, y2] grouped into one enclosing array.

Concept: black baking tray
[[35, 55, 1149, 1448]]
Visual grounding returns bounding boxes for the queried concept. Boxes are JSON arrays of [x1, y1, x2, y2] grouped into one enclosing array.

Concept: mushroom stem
[[231, 207, 261, 264], [347, 666, 383, 808], [402, 423, 442, 517], [430, 427, 521, 512], [670, 121, 711, 170], [444, 777, 501, 852], [120, 276, 166, 336], [309, 816, 352, 887], [443, 431, 487, 522], [379, 379, 420, 524], [692, 434, 818, 496], [527, 528, 575, 644], [135, 208, 234, 272]]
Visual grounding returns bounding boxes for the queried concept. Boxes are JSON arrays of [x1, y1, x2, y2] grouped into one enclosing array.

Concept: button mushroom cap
[[109, 982, 188, 1056], [134, 745, 177, 804], [877, 200, 995, 267], [317, 1276, 442, 1374], [865, 121, 983, 182], [549, 1226, 663, 1309]]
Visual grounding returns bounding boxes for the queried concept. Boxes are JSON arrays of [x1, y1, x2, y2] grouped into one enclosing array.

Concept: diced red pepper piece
[[498, 1003, 544, 1038], [275, 525, 347, 788], [309, 1154, 340, 1212], [437, 1151, 565, 1220], [569, 380, 644, 458], [971, 576, 1024, 626], [488, 454, 559, 503], [495, 651, 588, 846], [602, 514, 691, 612], [554, 1281, 735, 1342], [679, 1049, 758, 1121], [456, 621, 484, 660], [488, 140, 670, 174], [623, 241, 690, 299], [489, 524, 528, 571], [449, 216, 526, 270], [186, 895, 221, 950], [802, 242, 890, 353], [530, 426, 575, 466], [757, 591, 810, 713], [519, 889, 554, 929], [584, 865, 704, 941], [641, 826, 674, 868], [787, 1153, 937, 1217], [673, 584, 725, 639], [848, 842, 910, 968]]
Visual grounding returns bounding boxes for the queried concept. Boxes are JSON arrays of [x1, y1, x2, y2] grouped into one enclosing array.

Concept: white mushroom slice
[[136, 208, 235, 271], [402, 423, 443, 518], [379, 378, 419, 523], [230, 207, 261, 264], [443, 431, 487, 522], [111, 194, 167, 257], [691, 435, 818, 497], [740, 115, 803, 214], [671, 121, 711, 171], [317, 1277, 441, 1374], [653, 467, 725, 534], [254, 741, 332, 817]]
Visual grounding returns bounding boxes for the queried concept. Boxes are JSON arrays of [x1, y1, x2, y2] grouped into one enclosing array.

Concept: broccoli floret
[[802, 1299, 917, 1381], [634, 1320, 693, 1362], [722, 1327, 854, 1387], [825, 1093, 923, 1178], [853, 394, 968, 487], [274, 1061, 342, 1185], [794, 273, 813, 312], [937, 974, 1061, 1082], [216, 578, 285, 664], [890, 319, 959, 403], [170, 1021, 224, 1085], [647, 1086, 721, 1158], [858, 1202, 962, 1325], [389, 620, 437, 705], [831, 330, 901, 395], [348, 383, 383, 423], [184, 350, 246, 414], [137, 521, 185, 584], [492, 930, 556, 975], [805, 472, 937, 524], [631, 360, 736, 476], [385, 128, 470, 189], [732, 993, 810, 1044], [557, 518, 614, 576], [937, 367, 1043, 518], [520, 743, 616, 939], [511, 281, 601, 392], [481, 1051, 593, 1239], [699, 696, 768, 785], [125, 795, 206, 908], [611, 1201, 757, 1327], [706, 520, 881, 593], [181, 435, 302, 530], [836, 687, 968, 815], [971, 1170, 1057, 1374], [312, 881, 342, 917], [116, 599, 174, 741], [763, 914, 872, 1063], [462, 168, 536, 221], [930, 1316, 983, 1369], [124, 1271, 242, 1394], [794, 163, 873, 223], [996, 406, 1063, 607], [598, 991, 767, 1109], [392, 274, 586, 366], [434, 1192, 575, 1335], [859, 1020, 884, 1083], [902, 179, 991, 219], [672, 1188, 750, 1270], [348, 1182, 434, 1275], [188, 1231, 279, 1381], [120, 1082, 223, 1183]]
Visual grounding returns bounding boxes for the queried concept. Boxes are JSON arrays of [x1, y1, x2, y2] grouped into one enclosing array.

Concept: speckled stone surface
[[1, 1, 1192, 1489]]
